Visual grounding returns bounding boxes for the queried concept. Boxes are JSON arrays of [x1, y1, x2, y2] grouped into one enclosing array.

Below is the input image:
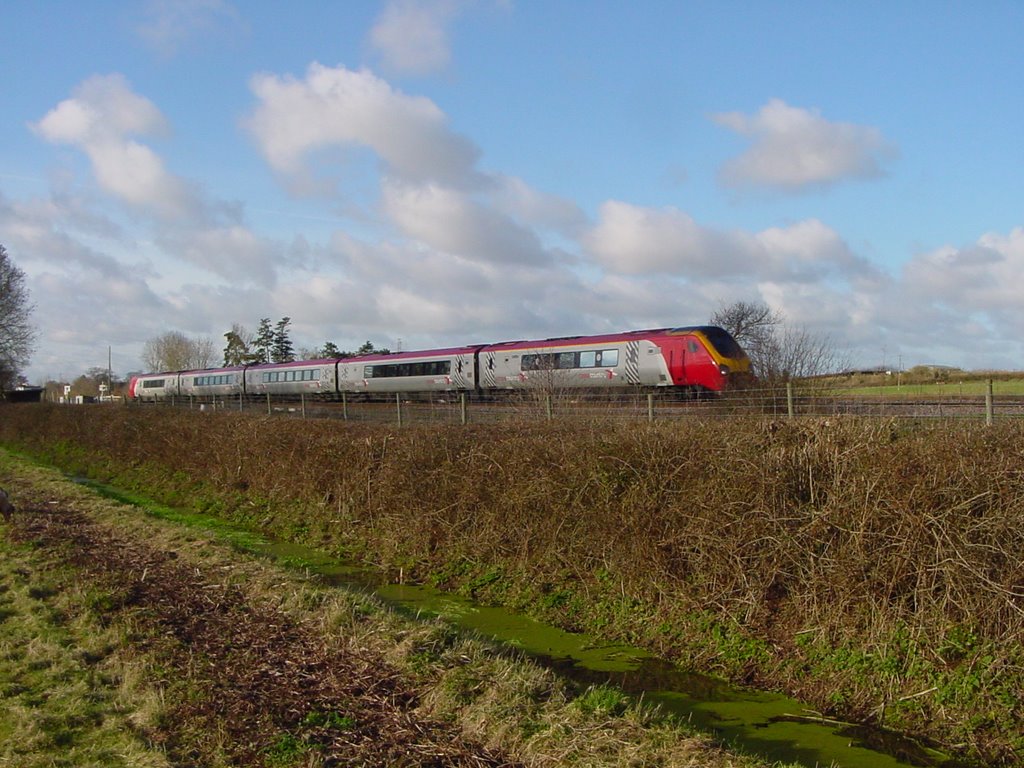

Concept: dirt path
[[5, 488, 520, 767]]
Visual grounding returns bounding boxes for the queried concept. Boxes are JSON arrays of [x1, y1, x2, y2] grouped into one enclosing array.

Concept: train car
[[477, 326, 749, 394], [244, 359, 338, 397], [129, 372, 181, 401], [337, 346, 482, 395], [661, 326, 752, 392], [177, 366, 246, 399], [127, 324, 749, 403]]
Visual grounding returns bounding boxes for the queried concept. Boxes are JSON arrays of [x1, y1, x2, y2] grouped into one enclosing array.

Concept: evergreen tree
[[355, 340, 390, 356], [320, 341, 341, 358], [222, 325, 251, 366], [271, 317, 295, 363], [253, 318, 274, 364]]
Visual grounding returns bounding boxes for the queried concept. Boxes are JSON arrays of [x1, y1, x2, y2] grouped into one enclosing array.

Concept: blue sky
[[2, 0, 1023, 382]]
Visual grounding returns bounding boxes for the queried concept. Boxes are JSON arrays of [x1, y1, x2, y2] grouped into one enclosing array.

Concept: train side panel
[[178, 367, 246, 398], [479, 338, 670, 390], [130, 372, 181, 400], [245, 361, 337, 397], [338, 349, 479, 395]]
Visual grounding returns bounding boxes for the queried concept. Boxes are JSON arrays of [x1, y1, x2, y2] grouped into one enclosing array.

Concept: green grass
[[834, 379, 1024, 397], [0, 531, 169, 767]]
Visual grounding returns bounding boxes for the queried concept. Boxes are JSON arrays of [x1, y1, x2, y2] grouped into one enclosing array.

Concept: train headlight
[[719, 364, 730, 376]]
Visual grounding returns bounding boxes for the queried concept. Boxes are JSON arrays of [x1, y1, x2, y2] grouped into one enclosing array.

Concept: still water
[[275, 540, 965, 768]]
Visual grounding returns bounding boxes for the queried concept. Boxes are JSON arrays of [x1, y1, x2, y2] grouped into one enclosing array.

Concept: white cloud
[[584, 201, 873, 282], [244, 64, 481, 189], [369, 0, 461, 76], [136, 0, 244, 57], [584, 201, 726, 275], [0, 192, 140, 279], [153, 226, 291, 288], [381, 180, 551, 266], [902, 228, 1024, 332], [712, 99, 896, 192], [33, 75, 202, 221], [490, 175, 588, 237]]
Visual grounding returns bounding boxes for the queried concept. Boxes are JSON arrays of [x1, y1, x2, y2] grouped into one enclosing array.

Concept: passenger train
[[128, 326, 751, 401]]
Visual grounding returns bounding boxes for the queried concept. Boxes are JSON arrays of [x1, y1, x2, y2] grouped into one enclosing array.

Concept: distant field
[[832, 376, 1024, 398]]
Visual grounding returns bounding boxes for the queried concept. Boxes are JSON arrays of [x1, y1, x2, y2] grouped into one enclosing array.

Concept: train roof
[[245, 358, 339, 369], [342, 345, 485, 363], [479, 327, 691, 351]]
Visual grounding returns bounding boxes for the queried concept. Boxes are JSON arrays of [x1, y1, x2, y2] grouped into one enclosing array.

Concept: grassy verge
[[0, 520, 169, 766], [1, 404, 1021, 763], [0, 445, 779, 768]]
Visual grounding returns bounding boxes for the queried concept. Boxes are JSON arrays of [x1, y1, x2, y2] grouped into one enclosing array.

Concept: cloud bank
[[713, 99, 897, 193]]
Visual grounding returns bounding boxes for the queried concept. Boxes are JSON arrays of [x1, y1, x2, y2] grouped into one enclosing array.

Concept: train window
[[558, 352, 576, 369], [601, 349, 619, 367], [194, 375, 232, 386], [142, 379, 165, 389], [701, 327, 745, 358], [579, 351, 596, 368], [688, 341, 699, 354], [366, 360, 452, 378]]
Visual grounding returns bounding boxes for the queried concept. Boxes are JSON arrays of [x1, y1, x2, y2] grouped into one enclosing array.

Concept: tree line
[[710, 300, 843, 383]]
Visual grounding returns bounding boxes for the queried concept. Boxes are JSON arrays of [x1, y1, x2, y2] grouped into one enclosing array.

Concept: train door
[[664, 337, 687, 384]]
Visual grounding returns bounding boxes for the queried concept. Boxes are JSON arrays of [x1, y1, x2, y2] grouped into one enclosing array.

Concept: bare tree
[[758, 324, 845, 382], [710, 300, 781, 376], [142, 332, 216, 372], [711, 300, 845, 383], [0, 244, 36, 392]]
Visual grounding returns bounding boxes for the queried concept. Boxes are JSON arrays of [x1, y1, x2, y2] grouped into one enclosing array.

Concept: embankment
[[2, 404, 1022, 763]]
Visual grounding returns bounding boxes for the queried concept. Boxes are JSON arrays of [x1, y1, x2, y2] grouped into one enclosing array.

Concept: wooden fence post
[[986, 379, 994, 426]]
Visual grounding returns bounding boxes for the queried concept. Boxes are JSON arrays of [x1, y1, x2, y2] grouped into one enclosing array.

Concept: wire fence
[[122, 380, 1024, 426]]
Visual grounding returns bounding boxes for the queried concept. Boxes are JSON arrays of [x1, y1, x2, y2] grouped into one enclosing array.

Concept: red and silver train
[[128, 326, 750, 401]]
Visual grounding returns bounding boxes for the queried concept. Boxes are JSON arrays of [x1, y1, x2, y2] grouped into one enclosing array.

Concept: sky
[[2, 0, 1023, 383]]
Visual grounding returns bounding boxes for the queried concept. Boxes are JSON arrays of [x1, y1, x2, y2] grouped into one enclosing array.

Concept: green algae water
[[71, 477, 965, 768], [373, 583, 963, 768]]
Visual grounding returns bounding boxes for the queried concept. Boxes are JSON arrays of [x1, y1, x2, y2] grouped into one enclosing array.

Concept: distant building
[[4, 386, 44, 403]]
